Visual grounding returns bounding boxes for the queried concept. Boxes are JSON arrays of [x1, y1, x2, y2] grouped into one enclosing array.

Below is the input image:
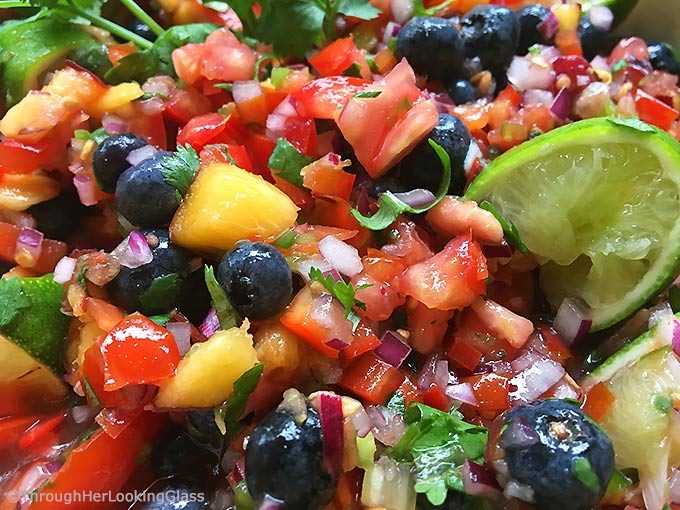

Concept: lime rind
[[465, 118, 680, 331]]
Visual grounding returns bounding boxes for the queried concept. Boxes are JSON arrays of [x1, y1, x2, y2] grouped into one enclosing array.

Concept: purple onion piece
[[374, 330, 411, 368], [322, 268, 343, 283], [392, 189, 437, 209], [550, 87, 573, 119], [537, 11, 558, 41], [553, 297, 592, 346], [445, 382, 478, 406], [481, 240, 513, 259], [326, 337, 349, 350], [16, 227, 44, 265], [199, 308, 220, 338], [500, 419, 540, 449], [126, 145, 157, 166]]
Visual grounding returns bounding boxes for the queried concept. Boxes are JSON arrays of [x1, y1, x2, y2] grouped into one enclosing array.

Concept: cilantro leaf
[[268, 138, 314, 187], [610, 58, 627, 73], [161, 144, 200, 198], [308, 266, 369, 316], [572, 457, 600, 493], [387, 390, 406, 415], [391, 403, 488, 506], [478, 200, 528, 254], [148, 313, 171, 326], [351, 139, 451, 230], [74, 127, 108, 144], [0, 278, 30, 328], [354, 90, 382, 98], [337, 0, 380, 19], [214, 363, 263, 436], [139, 273, 181, 314], [204, 266, 240, 329], [412, 0, 452, 16], [608, 116, 657, 133]]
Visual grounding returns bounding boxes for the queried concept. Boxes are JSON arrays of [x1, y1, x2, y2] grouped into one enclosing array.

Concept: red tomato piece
[[177, 112, 229, 150], [309, 196, 372, 250], [402, 233, 488, 311], [381, 218, 434, 266], [0, 137, 64, 175], [583, 382, 615, 422], [82, 297, 125, 333], [245, 131, 276, 180], [464, 373, 510, 413], [302, 154, 355, 200], [352, 250, 406, 322], [32, 412, 164, 510], [98, 313, 180, 390], [407, 299, 453, 354], [283, 116, 317, 155], [448, 340, 483, 372], [308, 37, 370, 78], [341, 321, 382, 361], [338, 354, 404, 405], [337, 59, 438, 178], [609, 37, 650, 64], [422, 386, 450, 412], [294, 76, 369, 119], [635, 89, 679, 130], [164, 86, 213, 125]]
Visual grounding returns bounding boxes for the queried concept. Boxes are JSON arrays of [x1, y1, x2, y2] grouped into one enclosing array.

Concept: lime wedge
[[464, 118, 680, 331]]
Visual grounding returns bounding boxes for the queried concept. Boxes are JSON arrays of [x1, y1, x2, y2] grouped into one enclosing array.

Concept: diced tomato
[[422, 385, 450, 412], [0, 136, 65, 175], [245, 131, 276, 180], [106, 42, 136, 65], [0, 415, 37, 451], [381, 218, 434, 266], [18, 412, 66, 450], [164, 86, 213, 125], [338, 354, 404, 405], [402, 233, 488, 311], [280, 286, 341, 358], [609, 37, 650, 64], [127, 110, 167, 149], [583, 382, 615, 422], [352, 250, 406, 322], [236, 94, 269, 126], [97, 313, 180, 390], [302, 154, 355, 201], [32, 412, 164, 510], [341, 321, 381, 361], [293, 76, 369, 119], [470, 297, 534, 349], [337, 59, 438, 178], [635, 89, 679, 130], [308, 37, 370, 79], [448, 340, 484, 372], [283, 116, 317, 155], [396, 376, 421, 405], [453, 102, 490, 133], [177, 112, 230, 150], [82, 297, 125, 333], [407, 299, 454, 354], [454, 309, 515, 358], [464, 373, 510, 414], [273, 175, 314, 210], [488, 85, 522, 130], [531, 324, 573, 365], [309, 196, 372, 250]]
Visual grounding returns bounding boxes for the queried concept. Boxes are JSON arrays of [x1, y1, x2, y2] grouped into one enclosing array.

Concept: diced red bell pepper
[[464, 373, 510, 414], [308, 37, 370, 78], [341, 321, 382, 361], [422, 386, 450, 412], [18, 412, 67, 450], [583, 382, 615, 422], [448, 340, 484, 372], [338, 354, 404, 405], [635, 89, 679, 130], [177, 112, 230, 150]]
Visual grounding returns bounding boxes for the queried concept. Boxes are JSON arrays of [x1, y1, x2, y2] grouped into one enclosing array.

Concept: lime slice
[[464, 118, 680, 331]]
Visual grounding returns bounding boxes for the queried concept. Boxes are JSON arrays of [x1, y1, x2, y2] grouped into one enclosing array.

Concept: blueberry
[[445, 78, 479, 105], [92, 133, 148, 193], [186, 410, 224, 447], [179, 268, 212, 327], [0, 260, 11, 276], [126, 19, 156, 42], [245, 407, 335, 509], [492, 399, 614, 510], [216, 242, 292, 320], [578, 17, 608, 61], [396, 113, 471, 196], [108, 228, 192, 314], [151, 426, 220, 481], [28, 192, 90, 240], [134, 483, 209, 510], [648, 42, 680, 75], [461, 6, 520, 70], [515, 4, 552, 55], [115, 151, 179, 227], [396, 16, 464, 80]]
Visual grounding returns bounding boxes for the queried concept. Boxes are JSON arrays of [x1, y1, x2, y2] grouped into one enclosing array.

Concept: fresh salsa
[[1, 0, 680, 509]]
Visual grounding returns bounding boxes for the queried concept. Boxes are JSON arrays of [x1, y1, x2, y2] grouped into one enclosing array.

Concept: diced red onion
[[232, 80, 263, 105], [540, 45, 562, 64], [318, 392, 344, 477], [462, 460, 500, 497], [550, 87, 573, 119], [318, 235, 363, 277], [392, 189, 436, 209], [383, 21, 402, 45], [500, 419, 540, 448], [126, 145, 157, 166], [366, 405, 405, 446], [553, 297, 592, 346], [101, 114, 128, 134], [258, 495, 284, 510], [310, 293, 354, 346], [507, 56, 554, 91], [297, 257, 333, 281], [53, 257, 77, 284], [418, 354, 449, 391], [351, 408, 373, 438], [445, 382, 478, 406], [326, 338, 349, 350], [375, 330, 411, 368], [589, 5, 613, 31], [537, 11, 558, 41], [509, 358, 565, 404], [322, 268, 343, 282], [550, 377, 580, 400], [111, 230, 153, 269], [510, 349, 546, 373], [672, 321, 680, 357], [73, 175, 99, 206], [327, 152, 341, 166], [199, 308, 220, 338], [15, 227, 43, 267], [357, 187, 372, 216], [142, 76, 174, 97], [523, 89, 555, 107], [71, 404, 94, 424], [481, 240, 513, 259], [167, 322, 191, 356], [464, 141, 483, 175], [265, 114, 287, 139], [274, 95, 299, 117], [390, 0, 413, 25]]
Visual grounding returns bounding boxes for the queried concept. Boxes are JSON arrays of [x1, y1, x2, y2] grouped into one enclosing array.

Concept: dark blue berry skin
[[461, 6, 520, 71], [92, 133, 148, 193], [28, 192, 90, 240], [108, 228, 192, 314], [115, 151, 179, 228], [151, 426, 221, 481], [516, 4, 552, 55], [578, 17, 608, 60], [126, 19, 156, 42], [397, 113, 471, 196], [446, 78, 479, 105], [0, 260, 11, 275], [179, 268, 212, 326], [496, 399, 614, 510], [245, 407, 335, 510], [135, 484, 209, 510], [649, 42, 680, 75], [396, 16, 465, 80], [216, 242, 292, 320]]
